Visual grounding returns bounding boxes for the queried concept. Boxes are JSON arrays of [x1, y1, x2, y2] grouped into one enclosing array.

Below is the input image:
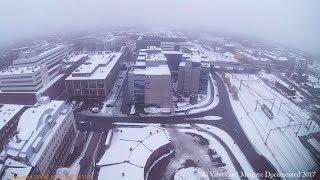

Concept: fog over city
[[0, 0, 319, 54], [1, 0, 320, 179]]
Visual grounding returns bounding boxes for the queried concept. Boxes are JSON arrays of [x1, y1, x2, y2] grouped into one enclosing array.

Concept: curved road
[[77, 70, 279, 179]]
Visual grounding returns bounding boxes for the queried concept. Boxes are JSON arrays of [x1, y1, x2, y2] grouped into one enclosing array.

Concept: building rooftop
[[97, 125, 171, 180], [0, 66, 44, 76], [0, 158, 32, 179], [14, 45, 67, 65], [1, 100, 69, 165], [0, 104, 25, 130], [66, 52, 122, 80], [63, 54, 88, 64], [162, 50, 183, 55], [145, 65, 171, 76]]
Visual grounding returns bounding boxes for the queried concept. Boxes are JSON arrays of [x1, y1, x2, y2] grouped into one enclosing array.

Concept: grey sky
[[0, 0, 319, 55]]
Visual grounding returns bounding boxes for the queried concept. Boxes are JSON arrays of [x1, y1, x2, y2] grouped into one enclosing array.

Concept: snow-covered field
[[225, 73, 320, 176]]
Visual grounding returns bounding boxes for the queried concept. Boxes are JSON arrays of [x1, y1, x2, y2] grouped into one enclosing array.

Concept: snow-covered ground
[[176, 81, 211, 112], [259, 71, 304, 103], [178, 126, 256, 180], [174, 167, 210, 180], [225, 73, 320, 176], [194, 124, 257, 179], [189, 74, 219, 114]]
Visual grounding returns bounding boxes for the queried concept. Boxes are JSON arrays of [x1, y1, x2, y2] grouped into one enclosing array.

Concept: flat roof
[[145, 65, 171, 76], [0, 104, 25, 130], [63, 54, 88, 64], [162, 50, 183, 55], [0, 66, 44, 76], [97, 125, 171, 180], [146, 53, 167, 62], [66, 52, 122, 80], [135, 61, 146, 67], [14, 45, 67, 64]]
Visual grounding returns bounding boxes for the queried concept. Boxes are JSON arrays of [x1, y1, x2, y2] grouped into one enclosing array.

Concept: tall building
[[128, 47, 173, 110], [0, 99, 77, 178], [145, 65, 173, 108], [65, 52, 123, 98]]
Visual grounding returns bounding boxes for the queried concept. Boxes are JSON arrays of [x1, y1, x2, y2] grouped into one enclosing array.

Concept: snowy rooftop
[[135, 61, 146, 67], [146, 53, 167, 62], [133, 68, 146, 75], [0, 104, 25, 130], [63, 54, 88, 64], [66, 52, 122, 80], [14, 45, 67, 64], [1, 100, 70, 169], [97, 125, 171, 180], [264, 53, 289, 62], [162, 50, 183, 55], [145, 65, 171, 76], [0, 66, 44, 76], [1, 158, 32, 179]]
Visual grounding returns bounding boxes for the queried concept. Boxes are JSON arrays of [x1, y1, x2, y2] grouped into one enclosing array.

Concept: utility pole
[[278, 102, 291, 115], [255, 100, 259, 111], [271, 98, 276, 110], [239, 79, 243, 91], [295, 122, 302, 136], [307, 119, 313, 131], [265, 128, 273, 145]]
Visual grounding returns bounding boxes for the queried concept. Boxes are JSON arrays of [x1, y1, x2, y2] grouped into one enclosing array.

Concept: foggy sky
[[1, 0, 319, 55]]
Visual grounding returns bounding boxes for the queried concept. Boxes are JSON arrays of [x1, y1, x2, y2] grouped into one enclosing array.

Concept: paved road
[[201, 71, 279, 177], [76, 70, 279, 179]]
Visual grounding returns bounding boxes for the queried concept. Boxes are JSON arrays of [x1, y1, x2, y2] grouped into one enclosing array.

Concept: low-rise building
[[65, 52, 123, 98], [96, 125, 172, 180], [0, 99, 77, 178], [0, 45, 71, 105]]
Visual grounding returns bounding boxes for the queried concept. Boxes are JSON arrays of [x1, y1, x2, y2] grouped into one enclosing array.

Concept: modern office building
[[14, 45, 69, 80], [163, 51, 183, 75], [0, 66, 49, 92], [128, 47, 173, 110], [65, 52, 123, 98], [0, 99, 77, 178], [177, 54, 210, 96], [0, 105, 26, 151], [145, 65, 173, 108], [0, 45, 71, 105]]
